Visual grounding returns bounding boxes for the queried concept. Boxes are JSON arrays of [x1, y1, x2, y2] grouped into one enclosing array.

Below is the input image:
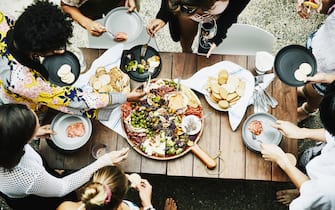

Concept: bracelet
[[143, 205, 156, 210]]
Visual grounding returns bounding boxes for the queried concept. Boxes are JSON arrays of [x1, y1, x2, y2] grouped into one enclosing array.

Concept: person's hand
[[305, 72, 335, 84], [34, 124, 55, 139], [206, 43, 217, 58], [260, 144, 290, 169], [271, 120, 304, 139], [104, 147, 129, 165], [146, 19, 166, 36], [126, 89, 146, 102], [86, 20, 106, 36], [296, 0, 322, 19], [137, 179, 153, 208], [125, 0, 137, 12]]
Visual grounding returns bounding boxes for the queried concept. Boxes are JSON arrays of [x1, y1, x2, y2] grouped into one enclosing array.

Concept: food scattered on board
[[205, 69, 246, 110], [114, 32, 128, 42], [128, 173, 141, 188], [294, 62, 312, 81], [57, 64, 76, 84], [121, 79, 203, 159], [89, 66, 130, 93], [125, 55, 160, 74], [66, 122, 85, 138], [248, 120, 263, 136]]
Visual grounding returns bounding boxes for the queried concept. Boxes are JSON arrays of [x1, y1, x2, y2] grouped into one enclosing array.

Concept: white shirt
[[290, 131, 335, 210], [311, 10, 335, 74], [61, 0, 88, 7], [0, 144, 112, 198]]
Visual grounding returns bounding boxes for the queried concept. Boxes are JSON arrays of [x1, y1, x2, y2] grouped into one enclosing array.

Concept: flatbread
[[294, 69, 307, 82], [299, 63, 312, 75], [57, 64, 71, 77]]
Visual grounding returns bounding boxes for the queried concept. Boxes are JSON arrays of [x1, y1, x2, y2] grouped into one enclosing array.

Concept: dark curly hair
[[320, 82, 335, 136], [13, 0, 73, 54], [0, 104, 37, 170]]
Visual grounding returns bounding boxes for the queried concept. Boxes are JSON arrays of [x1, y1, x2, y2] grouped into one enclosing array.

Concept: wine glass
[[91, 143, 107, 159], [199, 19, 217, 49]]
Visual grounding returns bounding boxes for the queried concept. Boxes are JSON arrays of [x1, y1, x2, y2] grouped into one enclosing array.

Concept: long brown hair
[[168, 0, 216, 13], [81, 166, 128, 210]]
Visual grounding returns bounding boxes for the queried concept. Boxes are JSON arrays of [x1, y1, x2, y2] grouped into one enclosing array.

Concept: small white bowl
[[181, 115, 202, 135]]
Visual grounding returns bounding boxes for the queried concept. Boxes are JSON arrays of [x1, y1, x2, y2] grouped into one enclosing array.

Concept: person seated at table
[[57, 165, 178, 210], [295, 0, 335, 122], [146, 0, 250, 57], [60, 0, 137, 36], [0, 103, 130, 210], [260, 86, 335, 209], [0, 1, 144, 121]]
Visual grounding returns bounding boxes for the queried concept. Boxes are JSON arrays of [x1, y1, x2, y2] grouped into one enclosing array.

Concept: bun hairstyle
[[168, 0, 216, 13], [81, 166, 128, 210], [0, 104, 36, 169]]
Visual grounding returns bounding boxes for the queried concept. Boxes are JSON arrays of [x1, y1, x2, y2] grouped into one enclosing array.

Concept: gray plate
[[104, 7, 143, 44], [242, 113, 282, 152], [50, 113, 92, 151]]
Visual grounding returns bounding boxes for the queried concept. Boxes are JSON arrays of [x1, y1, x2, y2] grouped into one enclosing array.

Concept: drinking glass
[[91, 143, 107, 159], [199, 19, 217, 49]]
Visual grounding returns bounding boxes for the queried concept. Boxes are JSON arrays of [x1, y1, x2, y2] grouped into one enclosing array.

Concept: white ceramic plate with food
[[50, 113, 92, 151], [104, 7, 143, 44], [200, 62, 254, 112], [242, 112, 282, 152]]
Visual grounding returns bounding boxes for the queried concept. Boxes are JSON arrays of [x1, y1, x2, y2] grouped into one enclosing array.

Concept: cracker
[[218, 100, 229, 109], [219, 86, 228, 99], [299, 63, 312, 75], [57, 64, 71, 77], [218, 69, 228, 85], [226, 93, 238, 102], [294, 69, 307, 82]]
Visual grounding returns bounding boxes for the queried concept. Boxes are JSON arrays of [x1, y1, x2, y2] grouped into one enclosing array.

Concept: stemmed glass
[[199, 19, 217, 49]]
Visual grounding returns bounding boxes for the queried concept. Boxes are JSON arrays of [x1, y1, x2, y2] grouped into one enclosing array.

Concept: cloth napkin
[[73, 44, 127, 138], [180, 61, 255, 131]]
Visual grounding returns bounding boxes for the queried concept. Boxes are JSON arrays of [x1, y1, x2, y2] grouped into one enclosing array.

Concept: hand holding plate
[[270, 120, 305, 139], [34, 124, 55, 139]]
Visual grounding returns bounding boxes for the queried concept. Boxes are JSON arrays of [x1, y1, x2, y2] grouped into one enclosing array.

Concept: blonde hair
[[81, 166, 128, 210]]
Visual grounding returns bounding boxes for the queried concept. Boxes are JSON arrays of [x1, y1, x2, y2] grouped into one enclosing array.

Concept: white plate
[[242, 113, 282, 152], [50, 113, 92, 151], [104, 7, 143, 44], [203, 68, 254, 112]]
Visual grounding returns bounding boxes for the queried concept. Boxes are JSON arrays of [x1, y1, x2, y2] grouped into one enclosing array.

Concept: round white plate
[[50, 113, 92, 151], [104, 7, 143, 44], [242, 112, 282, 152]]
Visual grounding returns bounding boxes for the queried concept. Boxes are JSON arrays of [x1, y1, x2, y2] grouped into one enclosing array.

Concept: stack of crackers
[[89, 66, 130, 93], [206, 69, 246, 109]]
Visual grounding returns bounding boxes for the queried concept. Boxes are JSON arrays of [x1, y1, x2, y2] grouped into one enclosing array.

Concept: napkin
[[73, 44, 127, 138], [73, 44, 124, 90], [180, 61, 255, 131]]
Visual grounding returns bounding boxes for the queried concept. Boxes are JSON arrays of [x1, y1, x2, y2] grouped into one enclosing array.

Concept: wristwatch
[[143, 205, 156, 210]]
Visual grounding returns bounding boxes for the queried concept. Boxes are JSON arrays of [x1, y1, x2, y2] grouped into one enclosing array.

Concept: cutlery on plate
[[140, 36, 152, 58], [251, 132, 262, 143], [145, 62, 158, 92]]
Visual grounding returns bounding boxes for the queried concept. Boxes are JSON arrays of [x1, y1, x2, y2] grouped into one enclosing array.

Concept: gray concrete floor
[[0, 0, 326, 209]]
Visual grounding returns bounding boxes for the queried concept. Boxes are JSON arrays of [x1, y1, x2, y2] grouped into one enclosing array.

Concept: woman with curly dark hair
[[0, 0, 144, 121], [0, 104, 130, 210]]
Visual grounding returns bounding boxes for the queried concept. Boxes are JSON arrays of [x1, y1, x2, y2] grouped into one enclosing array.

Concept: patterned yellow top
[[0, 11, 124, 119]]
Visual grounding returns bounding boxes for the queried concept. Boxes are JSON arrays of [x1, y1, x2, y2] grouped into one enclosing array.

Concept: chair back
[[210, 23, 275, 55]]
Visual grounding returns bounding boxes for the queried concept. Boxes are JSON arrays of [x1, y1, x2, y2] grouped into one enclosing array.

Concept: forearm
[[280, 162, 310, 189], [299, 128, 327, 142], [61, 4, 93, 30]]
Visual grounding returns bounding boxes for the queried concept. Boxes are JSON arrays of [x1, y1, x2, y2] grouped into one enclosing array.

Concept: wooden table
[[39, 48, 298, 182]]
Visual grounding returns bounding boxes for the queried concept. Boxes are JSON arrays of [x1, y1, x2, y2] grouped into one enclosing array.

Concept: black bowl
[[274, 45, 317, 87], [120, 45, 161, 82], [43, 51, 80, 86]]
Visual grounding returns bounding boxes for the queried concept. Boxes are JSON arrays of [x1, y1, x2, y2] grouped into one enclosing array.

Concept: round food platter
[[42, 51, 80, 87], [120, 45, 161, 82], [104, 7, 143, 44], [121, 79, 216, 169], [242, 112, 282, 153], [49, 113, 92, 153], [274, 45, 317, 86]]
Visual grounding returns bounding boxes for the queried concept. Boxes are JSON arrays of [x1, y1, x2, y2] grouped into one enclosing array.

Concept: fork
[[145, 65, 156, 92], [251, 132, 262, 143], [140, 36, 152, 58]]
